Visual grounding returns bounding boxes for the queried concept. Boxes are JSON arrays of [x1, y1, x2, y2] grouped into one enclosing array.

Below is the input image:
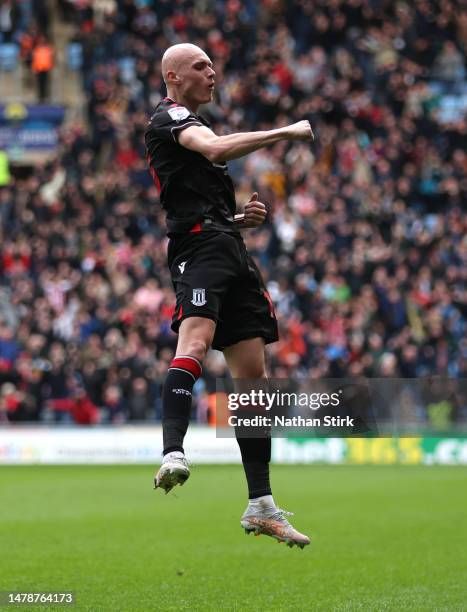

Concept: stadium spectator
[[0, 0, 19, 42], [432, 40, 466, 89], [31, 33, 54, 101]]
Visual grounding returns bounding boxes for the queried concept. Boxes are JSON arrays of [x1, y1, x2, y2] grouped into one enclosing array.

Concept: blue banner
[[0, 126, 58, 149], [0, 103, 65, 157], [0, 104, 65, 125]]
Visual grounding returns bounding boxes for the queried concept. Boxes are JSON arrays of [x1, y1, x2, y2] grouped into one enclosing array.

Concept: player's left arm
[[234, 192, 267, 229]]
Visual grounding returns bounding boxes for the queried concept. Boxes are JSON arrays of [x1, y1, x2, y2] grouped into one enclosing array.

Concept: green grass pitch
[[0, 465, 466, 611]]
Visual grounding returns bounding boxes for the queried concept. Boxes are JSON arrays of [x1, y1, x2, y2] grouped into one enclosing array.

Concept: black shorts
[[168, 231, 279, 351]]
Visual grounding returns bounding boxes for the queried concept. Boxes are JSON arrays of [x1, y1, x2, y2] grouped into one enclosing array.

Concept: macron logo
[[172, 388, 192, 396], [178, 261, 187, 274]]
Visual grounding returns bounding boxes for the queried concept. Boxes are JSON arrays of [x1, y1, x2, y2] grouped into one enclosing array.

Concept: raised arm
[[177, 121, 314, 163]]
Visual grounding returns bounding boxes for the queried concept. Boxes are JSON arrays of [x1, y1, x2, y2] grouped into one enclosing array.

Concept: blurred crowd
[[0, 0, 466, 424]]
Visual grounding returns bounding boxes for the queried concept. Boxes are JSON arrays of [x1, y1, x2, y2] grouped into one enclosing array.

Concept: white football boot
[[241, 503, 310, 549], [154, 451, 190, 494]]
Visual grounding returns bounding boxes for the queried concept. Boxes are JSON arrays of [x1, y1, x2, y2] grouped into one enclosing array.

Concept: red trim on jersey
[[170, 356, 202, 379], [146, 153, 161, 193], [177, 304, 184, 320], [189, 222, 202, 233], [263, 290, 275, 318]]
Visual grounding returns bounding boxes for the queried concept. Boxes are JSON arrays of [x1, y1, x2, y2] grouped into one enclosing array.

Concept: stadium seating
[[0, 43, 19, 71]]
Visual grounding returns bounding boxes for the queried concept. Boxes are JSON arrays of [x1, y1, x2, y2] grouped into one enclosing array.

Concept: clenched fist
[[287, 120, 315, 142], [235, 192, 267, 229]]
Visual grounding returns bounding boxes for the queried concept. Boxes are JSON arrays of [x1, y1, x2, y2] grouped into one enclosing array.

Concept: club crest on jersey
[[168, 106, 190, 122], [191, 288, 207, 306]]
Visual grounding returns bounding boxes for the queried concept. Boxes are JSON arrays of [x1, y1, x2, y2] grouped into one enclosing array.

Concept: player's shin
[[162, 355, 202, 454], [236, 435, 272, 500]]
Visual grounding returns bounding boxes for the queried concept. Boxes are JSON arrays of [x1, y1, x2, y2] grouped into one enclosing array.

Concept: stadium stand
[[0, 0, 465, 424]]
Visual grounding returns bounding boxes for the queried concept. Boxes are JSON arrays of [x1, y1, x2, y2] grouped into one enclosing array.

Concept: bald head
[[160, 43, 215, 110], [161, 44, 208, 85]]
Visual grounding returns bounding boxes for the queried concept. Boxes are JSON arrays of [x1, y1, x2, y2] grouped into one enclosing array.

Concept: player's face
[[179, 53, 216, 105]]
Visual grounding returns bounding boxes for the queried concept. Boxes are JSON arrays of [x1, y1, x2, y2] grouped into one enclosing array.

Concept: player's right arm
[[177, 121, 314, 163]]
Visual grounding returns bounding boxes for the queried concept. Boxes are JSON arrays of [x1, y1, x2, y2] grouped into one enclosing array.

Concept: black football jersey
[[145, 97, 238, 235]]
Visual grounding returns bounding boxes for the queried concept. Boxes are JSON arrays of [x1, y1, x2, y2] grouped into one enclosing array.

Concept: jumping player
[[145, 43, 313, 548]]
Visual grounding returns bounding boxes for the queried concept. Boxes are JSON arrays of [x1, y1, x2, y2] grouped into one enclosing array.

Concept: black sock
[[162, 356, 202, 455], [236, 436, 272, 499]]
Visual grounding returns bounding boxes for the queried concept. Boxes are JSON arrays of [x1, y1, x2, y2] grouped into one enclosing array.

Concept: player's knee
[[234, 363, 267, 379], [247, 368, 267, 379], [182, 339, 209, 363], [178, 318, 215, 362]]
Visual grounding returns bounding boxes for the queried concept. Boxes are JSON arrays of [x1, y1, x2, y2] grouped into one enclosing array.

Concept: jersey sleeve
[[148, 105, 203, 144]]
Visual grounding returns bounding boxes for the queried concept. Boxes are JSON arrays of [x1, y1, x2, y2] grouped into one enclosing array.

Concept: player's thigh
[[213, 261, 278, 351], [170, 233, 241, 333], [223, 337, 267, 378]]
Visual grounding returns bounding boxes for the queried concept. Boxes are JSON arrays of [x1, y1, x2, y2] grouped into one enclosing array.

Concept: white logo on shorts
[[191, 288, 207, 306], [178, 261, 187, 274]]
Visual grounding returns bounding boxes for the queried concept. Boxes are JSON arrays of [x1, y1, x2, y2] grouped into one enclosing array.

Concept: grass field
[[0, 465, 466, 612]]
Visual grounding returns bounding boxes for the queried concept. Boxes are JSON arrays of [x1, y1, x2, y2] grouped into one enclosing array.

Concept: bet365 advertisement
[[272, 436, 467, 465]]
